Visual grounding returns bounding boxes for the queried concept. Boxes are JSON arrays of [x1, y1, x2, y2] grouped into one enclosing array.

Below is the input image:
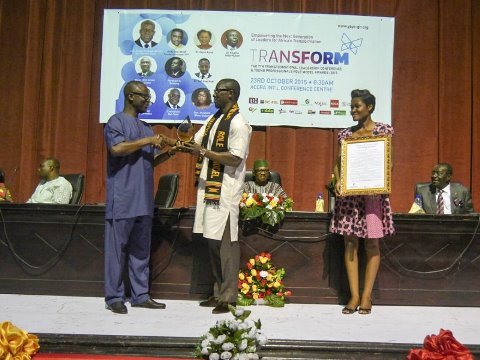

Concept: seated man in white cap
[[243, 159, 287, 198]]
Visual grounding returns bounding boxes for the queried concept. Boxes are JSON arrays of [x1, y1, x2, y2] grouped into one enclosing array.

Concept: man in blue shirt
[[103, 80, 173, 314]]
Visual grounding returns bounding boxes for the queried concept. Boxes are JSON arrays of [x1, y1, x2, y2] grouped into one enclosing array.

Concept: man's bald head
[[38, 157, 60, 180], [122, 81, 151, 115], [123, 81, 146, 98]]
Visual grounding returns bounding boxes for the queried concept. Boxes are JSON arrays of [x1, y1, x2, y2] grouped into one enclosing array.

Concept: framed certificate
[[339, 135, 392, 196]]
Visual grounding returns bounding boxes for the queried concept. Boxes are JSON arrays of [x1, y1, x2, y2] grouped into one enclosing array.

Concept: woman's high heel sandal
[[342, 298, 360, 314], [358, 300, 372, 315], [342, 306, 358, 314]]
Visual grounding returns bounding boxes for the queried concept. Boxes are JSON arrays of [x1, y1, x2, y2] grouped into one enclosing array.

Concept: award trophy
[[177, 116, 194, 143]]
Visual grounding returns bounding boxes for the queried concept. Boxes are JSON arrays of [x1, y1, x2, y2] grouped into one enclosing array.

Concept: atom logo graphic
[[341, 33, 363, 54]]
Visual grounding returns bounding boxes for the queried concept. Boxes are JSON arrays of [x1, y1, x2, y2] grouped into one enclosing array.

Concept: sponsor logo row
[[250, 107, 347, 115], [249, 97, 348, 108]]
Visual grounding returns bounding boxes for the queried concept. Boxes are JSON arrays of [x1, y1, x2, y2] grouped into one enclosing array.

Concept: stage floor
[[1, 294, 479, 346]]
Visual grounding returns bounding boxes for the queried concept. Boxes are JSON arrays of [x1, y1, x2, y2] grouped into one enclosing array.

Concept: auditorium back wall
[[0, 0, 479, 212]]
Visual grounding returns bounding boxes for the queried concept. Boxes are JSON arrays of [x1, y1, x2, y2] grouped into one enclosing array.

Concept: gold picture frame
[[339, 135, 392, 196]]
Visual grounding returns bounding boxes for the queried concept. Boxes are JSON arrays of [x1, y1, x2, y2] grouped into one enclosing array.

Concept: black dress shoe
[[212, 302, 236, 314], [131, 298, 166, 309], [199, 296, 219, 307], [106, 301, 127, 314]]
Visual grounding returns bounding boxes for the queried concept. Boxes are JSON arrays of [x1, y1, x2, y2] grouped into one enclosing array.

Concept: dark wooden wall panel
[[1, 205, 479, 306]]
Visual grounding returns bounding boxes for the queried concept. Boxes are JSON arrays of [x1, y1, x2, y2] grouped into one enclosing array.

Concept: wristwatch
[[199, 148, 207, 157]]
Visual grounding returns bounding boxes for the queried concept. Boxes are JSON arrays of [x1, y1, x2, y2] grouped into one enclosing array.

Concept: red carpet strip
[[34, 354, 192, 360]]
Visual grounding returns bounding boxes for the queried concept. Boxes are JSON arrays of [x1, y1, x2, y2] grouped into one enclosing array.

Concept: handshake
[[150, 133, 205, 157], [150, 134, 168, 149]]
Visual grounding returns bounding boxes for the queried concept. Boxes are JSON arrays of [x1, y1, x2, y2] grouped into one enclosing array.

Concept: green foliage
[[265, 294, 285, 307], [261, 208, 281, 227], [239, 192, 294, 228], [240, 204, 266, 221], [237, 294, 255, 306]]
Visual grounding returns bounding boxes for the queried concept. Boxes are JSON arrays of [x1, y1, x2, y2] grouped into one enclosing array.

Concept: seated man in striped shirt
[[243, 159, 287, 198]]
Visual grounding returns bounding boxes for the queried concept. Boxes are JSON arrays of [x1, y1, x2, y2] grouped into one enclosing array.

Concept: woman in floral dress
[[330, 89, 394, 314]]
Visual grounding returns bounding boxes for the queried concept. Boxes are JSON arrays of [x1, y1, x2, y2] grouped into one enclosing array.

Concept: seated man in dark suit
[[243, 159, 287, 198], [415, 163, 474, 214]]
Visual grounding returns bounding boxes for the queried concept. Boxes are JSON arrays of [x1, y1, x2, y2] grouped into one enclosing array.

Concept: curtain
[[0, 0, 478, 212]]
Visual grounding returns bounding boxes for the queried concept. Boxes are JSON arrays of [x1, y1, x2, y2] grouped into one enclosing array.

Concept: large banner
[[100, 10, 394, 128]]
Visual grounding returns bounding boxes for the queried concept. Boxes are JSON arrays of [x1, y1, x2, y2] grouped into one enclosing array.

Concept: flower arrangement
[[237, 252, 292, 307], [0, 321, 39, 360], [239, 192, 293, 227], [407, 328, 473, 360], [194, 305, 267, 360]]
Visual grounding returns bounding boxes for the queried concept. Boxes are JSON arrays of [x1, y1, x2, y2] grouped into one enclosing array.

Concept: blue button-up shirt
[[104, 112, 155, 219]]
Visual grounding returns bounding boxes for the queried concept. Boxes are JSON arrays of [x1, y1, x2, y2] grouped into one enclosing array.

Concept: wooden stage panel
[[0, 204, 479, 306]]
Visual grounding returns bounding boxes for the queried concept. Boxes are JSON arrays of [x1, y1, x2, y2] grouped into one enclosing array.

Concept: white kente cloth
[[26, 176, 72, 204], [243, 181, 287, 198], [193, 112, 252, 242]]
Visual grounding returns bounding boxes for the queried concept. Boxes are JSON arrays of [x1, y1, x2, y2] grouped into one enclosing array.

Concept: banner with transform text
[[100, 10, 394, 128]]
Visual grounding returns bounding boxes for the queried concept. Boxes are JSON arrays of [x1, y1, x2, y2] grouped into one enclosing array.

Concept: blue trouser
[[104, 216, 152, 306]]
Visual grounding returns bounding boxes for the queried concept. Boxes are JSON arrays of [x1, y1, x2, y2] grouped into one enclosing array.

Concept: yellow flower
[[246, 198, 256, 207], [252, 285, 257, 292], [247, 276, 252, 284], [239, 273, 245, 280], [267, 282, 273, 288], [241, 288, 249, 294], [259, 256, 268, 264], [266, 274, 273, 281], [242, 193, 248, 199], [274, 281, 281, 288], [242, 283, 250, 291], [249, 259, 255, 265], [269, 199, 277, 207], [251, 269, 257, 276], [252, 293, 259, 300]]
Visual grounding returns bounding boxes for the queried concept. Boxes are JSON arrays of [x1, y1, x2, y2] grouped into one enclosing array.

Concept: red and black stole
[[195, 103, 240, 204]]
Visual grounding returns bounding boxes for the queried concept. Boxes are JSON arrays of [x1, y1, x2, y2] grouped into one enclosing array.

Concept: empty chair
[[61, 173, 85, 205], [154, 173, 179, 208]]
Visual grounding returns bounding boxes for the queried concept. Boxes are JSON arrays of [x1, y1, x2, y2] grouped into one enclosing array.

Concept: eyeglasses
[[254, 169, 270, 174], [213, 88, 231, 94], [130, 92, 151, 101]]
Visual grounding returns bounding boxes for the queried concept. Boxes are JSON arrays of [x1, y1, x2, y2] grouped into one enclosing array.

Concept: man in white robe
[[171, 78, 251, 313]]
